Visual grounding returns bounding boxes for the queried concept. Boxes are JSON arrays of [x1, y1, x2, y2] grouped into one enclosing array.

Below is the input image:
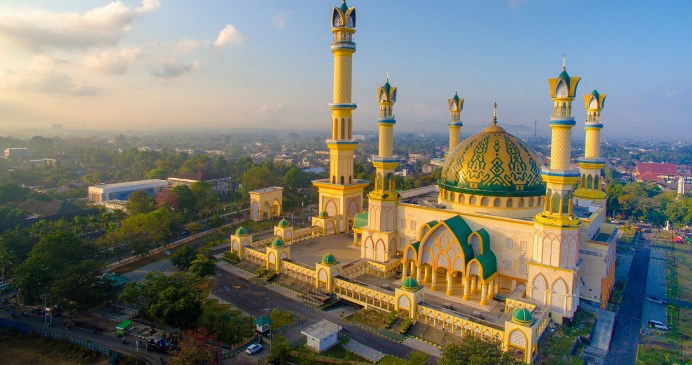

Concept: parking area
[[641, 247, 667, 330]]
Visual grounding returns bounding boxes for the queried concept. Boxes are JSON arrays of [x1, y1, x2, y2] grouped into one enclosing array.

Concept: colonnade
[[402, 260, 499, 306]]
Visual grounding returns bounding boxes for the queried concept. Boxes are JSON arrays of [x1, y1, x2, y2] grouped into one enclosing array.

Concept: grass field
[[536, 310, 595, 365], [0, 329, 106, 365]]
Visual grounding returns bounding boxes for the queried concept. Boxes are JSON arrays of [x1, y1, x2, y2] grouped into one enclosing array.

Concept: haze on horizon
[[0, 0, 689, 139]]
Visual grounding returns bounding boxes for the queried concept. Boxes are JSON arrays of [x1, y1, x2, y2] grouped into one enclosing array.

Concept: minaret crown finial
[[492, 102, 497, 125], [386, 67, 389, 83], [562, 53, 566, 71]]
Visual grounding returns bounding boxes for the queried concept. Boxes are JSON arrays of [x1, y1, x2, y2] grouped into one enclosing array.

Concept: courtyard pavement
[[289, 234, 361, 265]]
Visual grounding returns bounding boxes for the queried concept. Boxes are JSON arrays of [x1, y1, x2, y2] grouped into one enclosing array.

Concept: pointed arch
[[551, 278, 568, 316], [531, 273, 547, 303]]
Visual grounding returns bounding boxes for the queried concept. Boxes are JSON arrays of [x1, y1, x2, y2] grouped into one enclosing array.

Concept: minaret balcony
[[331, 41, 356, 51]]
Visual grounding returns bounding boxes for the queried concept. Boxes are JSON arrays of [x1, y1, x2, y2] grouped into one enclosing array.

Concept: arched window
[[518, 198, 524, 208], [594, 175, 600, 189], [340, 176, 345, 184], [506, 199, 513, 208], [481, 197, 488, 206], [469, 196, 476, 205], [458, 194, 465, 204], [586, 175, 593, 189], [528, 197, 533, 207], [493, 198, 500, 207]]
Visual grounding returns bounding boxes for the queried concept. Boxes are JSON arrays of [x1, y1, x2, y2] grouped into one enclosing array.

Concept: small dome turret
[[278, 219, 290, 228], [321, 253, 336, 265], [272, 238, 284, 248], [235, 227, 248, 236], [401, 277, 420, 291], [319, 211, 329, 218], [511, 307, 533, 326]]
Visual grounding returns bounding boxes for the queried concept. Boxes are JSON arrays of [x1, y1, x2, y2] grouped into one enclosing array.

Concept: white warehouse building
[[88, 179, 169, 203]]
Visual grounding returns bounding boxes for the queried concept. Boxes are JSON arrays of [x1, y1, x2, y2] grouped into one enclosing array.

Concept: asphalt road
[[0, 308, 163, 365], [212, 267, 422, 362], [605, 236, 651, 365]]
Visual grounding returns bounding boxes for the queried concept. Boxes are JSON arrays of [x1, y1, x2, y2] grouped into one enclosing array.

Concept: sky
[[0, 0, 690, 139]]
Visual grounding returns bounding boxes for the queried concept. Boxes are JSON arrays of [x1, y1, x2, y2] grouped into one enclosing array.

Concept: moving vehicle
[[246, 343, 263, 355]]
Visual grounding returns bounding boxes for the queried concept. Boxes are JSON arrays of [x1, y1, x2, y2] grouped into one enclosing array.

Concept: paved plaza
[[289, 234, 361, 265]]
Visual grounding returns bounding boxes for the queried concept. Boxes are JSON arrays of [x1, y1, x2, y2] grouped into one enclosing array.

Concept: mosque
[[231, 2, 617, 363]]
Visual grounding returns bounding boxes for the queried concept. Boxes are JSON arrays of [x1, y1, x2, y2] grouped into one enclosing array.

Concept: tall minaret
[[528, 57, 582, 322], [575, 90, 607, 204], [447, 93, 464, 157], [360, 75, 399, 263], [312, 1, 368, 233]]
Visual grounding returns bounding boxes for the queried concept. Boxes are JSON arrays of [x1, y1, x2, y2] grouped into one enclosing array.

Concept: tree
[[120, 272, 203, 328], [241, 166, 280, 196], [145, 168, 168, 179], [267, 335, 291, 365], [285, 167, 310, 190], [406, 350, 430, 365], [439, 336, 523, 365], [171, 245, 197, 270], [189, 254, 216, 277], [170, 327, 219, 365], [172, 185, 196, 213], [12, 231, 110, 307], [0, 243, 16, 282], [190, 181, 217, 214], [126, 189, 156, 214]]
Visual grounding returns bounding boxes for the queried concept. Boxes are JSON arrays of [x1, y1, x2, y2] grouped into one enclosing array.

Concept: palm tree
[[0, 244, 16, 282]]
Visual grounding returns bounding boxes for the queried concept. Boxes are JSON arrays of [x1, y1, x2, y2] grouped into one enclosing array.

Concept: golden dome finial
[[386, 67, 389, 83], [493, 102, 497, 125]]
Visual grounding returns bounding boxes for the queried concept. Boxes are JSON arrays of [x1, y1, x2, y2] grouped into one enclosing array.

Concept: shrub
[[385, 310, 397, 329], [399, 317, 413, 334], [223, 251, 240, 263]]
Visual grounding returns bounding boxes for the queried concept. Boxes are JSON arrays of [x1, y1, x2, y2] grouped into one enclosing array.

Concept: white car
[[246, 343, 263, 355], [648, 320, 669, 331]]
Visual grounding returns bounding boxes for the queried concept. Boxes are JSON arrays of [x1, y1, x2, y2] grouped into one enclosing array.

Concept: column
[[470, 276, 477, 295], [487, 279, 495, 301], [410, 261, 415, 274], [416, 266, 423, 282], [480, 284, 488, 306], [402, 262, 408, 278], [446, 273, 454, 296], [463, 277, 470, 301], [424, 266, 430, 283], [431, 270, 438, 291]]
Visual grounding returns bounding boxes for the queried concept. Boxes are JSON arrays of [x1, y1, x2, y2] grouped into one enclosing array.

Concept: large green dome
[[439, 123, 545, 197], [401, 277, 419, 291], [511, 307, 533, 326]]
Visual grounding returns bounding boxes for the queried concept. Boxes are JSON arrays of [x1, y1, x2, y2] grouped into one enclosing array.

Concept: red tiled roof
[[635, 162, 678, 176]]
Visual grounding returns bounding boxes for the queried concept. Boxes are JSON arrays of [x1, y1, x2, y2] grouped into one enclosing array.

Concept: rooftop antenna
[[562, 53, 567, 71]]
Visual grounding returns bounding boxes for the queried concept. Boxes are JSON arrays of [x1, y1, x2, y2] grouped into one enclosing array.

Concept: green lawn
[[348, 308, 388, 330], [536, 310, 595, 365], [270, 308, 296, 329]]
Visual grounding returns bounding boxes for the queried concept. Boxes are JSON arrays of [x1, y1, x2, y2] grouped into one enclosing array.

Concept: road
[[0, 308, 163, 365], [605, 234, 650, 365], [212, 265, 423, 362]]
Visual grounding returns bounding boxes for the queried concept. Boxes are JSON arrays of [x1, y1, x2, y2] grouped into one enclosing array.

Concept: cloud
[[4, 55, 99, 96], [83, 48, 141, 75], [0, 0, 160, 50], [261, 103, 285, 113], [150, 61, 198, 78], [273, 13, 289, 29], [214, 25, 243, 49]]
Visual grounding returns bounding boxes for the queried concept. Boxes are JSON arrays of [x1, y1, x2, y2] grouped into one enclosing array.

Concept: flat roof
[[301, 319, 340, 340], [249, 186, 283, 194], [90, 179, 168, 191]]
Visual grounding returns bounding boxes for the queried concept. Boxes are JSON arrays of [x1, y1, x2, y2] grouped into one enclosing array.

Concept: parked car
[[246, 343, 263, 355], [648, 320, 669, 331]]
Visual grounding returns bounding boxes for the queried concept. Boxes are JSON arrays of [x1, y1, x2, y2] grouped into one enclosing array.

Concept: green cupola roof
[[278, 218, 289, 228], [511, 307, 533, 326], [321, 253, 336, 265], [272, 238, 284, 248], [401, 277, 419, 291], [235, 227, 247, 236], [319, 211, 329, 218]]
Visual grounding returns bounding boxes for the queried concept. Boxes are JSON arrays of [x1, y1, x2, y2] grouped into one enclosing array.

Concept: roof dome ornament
[[492, 102, 497, 126], [321, 253, 336, 265], [401, 277, 420, 291], [272, 238, 284, 248], [511, 307, 533, 326], [235, 227, 248, 236]]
